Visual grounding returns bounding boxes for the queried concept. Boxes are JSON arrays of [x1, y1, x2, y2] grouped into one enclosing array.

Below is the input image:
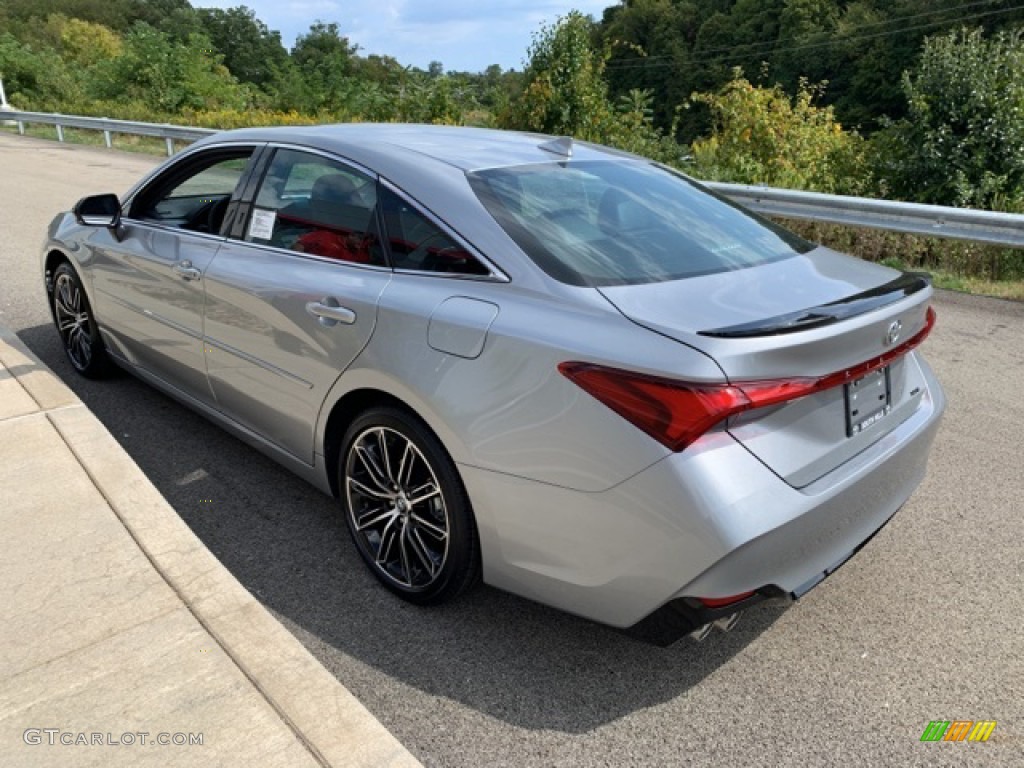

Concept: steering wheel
[[187, 197, 230, 234]]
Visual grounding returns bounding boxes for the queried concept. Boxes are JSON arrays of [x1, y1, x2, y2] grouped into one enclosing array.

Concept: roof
[[199, 123, 626, 173]]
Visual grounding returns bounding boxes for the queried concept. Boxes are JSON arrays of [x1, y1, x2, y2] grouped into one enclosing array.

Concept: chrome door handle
[[306, 300, 356, 326], [173, 260, 202, 281]]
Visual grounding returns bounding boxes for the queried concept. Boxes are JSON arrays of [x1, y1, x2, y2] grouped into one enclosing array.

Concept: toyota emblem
[[885, 319, 902, 346]]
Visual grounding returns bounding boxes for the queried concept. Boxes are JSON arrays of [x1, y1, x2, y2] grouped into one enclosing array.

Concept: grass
[[1, 122, 183, 156], [879, 259, 1024, 300]]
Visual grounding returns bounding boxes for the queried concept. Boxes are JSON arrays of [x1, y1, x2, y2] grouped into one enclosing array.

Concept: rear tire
[[339, 406, 480, 605], [51, 262, 113, 378]]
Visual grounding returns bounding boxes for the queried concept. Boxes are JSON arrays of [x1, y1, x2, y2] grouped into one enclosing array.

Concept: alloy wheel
[[344, 426, 451, 590], [54, 272, 94, 371]]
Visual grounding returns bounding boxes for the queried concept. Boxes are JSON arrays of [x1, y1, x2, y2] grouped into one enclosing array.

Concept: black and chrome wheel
[[340, 407, 480, 604], [52, 262, 111, 378]]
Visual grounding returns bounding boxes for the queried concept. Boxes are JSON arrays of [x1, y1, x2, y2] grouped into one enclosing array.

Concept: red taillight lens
[[557, 362, 750, 451], [559, 306, 936, 452], [697, 592, 755, 609]]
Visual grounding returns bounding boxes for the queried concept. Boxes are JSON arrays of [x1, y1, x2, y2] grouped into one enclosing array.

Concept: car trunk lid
[[597, 248, 935, 487]]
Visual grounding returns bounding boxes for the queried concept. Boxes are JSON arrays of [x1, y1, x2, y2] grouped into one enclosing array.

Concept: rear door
[[202, 147, 392, 463]]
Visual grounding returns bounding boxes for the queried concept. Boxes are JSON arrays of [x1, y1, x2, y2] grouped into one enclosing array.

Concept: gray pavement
[[2, 132, 1023, 767], [0, 324, 422, 767]]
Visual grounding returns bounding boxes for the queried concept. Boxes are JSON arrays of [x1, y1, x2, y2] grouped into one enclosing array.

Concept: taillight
[[557, 363, 749, 451], [697, 592, 755, 609], [559, 306, 936, 452]]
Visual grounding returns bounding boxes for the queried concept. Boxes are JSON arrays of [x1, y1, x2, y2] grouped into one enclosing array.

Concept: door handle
[[306, 299, 356, 326], [173, 260, 202, 281]]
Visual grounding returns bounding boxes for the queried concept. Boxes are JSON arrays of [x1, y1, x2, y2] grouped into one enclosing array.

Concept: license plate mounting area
[[844, 366, 891, 437]]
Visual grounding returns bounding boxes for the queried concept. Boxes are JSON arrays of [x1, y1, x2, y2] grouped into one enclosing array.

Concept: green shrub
[[689, 70, 871, 195]]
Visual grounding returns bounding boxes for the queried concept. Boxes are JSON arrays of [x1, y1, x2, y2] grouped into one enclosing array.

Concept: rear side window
[[379, 187, 489, 276], [468, 161, 813, 286]]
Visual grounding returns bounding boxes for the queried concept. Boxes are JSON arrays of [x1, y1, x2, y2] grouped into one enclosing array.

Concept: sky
[[193, 1, 614, 73]]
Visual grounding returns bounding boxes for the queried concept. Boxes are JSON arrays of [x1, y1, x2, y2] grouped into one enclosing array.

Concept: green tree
[[596, 0, 1024, 140], [0, 32, 75, 109], [90, 22, 248, 113], [507, 11, 615, 140], [196, 6, 288, 88], [873, 27, 1024, 210], [2, 0, 193, 33], [291, 22, 358, 113], [603, 0, 700, 133], [43, 14, 123, 67], [505, 12, 681, 161]]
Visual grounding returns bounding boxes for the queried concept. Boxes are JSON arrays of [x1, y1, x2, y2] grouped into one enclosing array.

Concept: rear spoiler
[[698, 272, 931, 339]]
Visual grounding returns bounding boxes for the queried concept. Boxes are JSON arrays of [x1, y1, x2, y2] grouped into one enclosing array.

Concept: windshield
[[468, 160, 813, 286]]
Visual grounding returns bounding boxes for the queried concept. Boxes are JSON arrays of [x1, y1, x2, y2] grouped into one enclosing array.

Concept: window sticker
[[248, 208, 277, 241]]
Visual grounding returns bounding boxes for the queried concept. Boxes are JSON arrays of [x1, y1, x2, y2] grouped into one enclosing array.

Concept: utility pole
[[0, 76, 17, 126]]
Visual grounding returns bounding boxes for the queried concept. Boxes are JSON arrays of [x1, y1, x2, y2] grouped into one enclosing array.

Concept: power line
[[605, 2, 1024, 71], [608, 0, 1004, 63]]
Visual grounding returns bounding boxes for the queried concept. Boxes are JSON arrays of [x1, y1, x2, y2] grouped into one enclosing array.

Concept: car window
[[130, 150, 254, 235], [246, 148, 385, 267], [379, 187, 489, 276], [468, 160, 813, 287]]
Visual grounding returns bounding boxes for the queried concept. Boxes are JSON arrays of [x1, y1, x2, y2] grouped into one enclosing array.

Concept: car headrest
[[311, 174, 358, 204]]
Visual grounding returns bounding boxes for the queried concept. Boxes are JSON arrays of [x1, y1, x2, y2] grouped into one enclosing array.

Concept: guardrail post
[[103, 129, 112, 149], [165, 137, 174, 156], [17, 120, 24, 135], [56, 122, 64, 143]]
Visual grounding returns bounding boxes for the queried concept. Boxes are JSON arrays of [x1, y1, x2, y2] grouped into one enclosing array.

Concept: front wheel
[[51, 262, 112, 378], [340, 407, 480, 605]]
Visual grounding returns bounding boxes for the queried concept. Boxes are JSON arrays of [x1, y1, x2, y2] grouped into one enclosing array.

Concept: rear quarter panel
[[318, 275, 727, 493]]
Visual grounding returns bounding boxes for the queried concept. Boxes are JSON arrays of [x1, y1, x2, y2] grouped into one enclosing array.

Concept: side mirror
[[73, 193, 122, 228]]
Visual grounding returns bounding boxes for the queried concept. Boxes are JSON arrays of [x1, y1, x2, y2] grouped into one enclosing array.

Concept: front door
[[90, 146, 259, 402]]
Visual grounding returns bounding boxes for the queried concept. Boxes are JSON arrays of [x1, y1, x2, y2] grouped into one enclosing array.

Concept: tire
[[51, 262, 112, 378], [339, 406, 480, 605]]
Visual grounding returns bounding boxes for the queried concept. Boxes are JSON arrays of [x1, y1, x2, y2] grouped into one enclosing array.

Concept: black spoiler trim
[[698, 272, 931, 339]]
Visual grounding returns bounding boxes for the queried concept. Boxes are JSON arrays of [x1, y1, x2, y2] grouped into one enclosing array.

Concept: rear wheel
[[52, 262, 112, 378], [340, 407, 480, 605]]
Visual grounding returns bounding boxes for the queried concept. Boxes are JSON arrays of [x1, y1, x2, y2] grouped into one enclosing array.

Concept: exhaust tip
[[690, 623, 713, 642], [714, 613, 741, 633]]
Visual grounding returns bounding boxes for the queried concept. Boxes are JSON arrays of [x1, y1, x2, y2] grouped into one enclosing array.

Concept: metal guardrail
[[706, 181, 1024, 249], [3, 108, 1023, 248], [0, 109, 215, 156]]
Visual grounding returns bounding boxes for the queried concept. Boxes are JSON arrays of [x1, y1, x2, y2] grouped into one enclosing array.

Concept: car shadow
[[18, 322, 787, 734]]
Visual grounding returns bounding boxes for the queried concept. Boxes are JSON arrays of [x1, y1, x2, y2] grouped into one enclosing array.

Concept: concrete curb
[[0, 324, 422, 768]]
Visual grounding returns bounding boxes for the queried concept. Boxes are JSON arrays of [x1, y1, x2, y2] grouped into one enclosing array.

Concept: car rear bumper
[[461, 352, 945, 632]]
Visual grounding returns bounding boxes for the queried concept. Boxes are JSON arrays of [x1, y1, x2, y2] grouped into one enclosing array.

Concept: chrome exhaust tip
[[714, 613, 741, 633], [690, 622, 713, 642]]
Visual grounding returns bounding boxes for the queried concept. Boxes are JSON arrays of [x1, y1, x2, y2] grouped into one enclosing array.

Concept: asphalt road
[[1, 132, 1021, 767]]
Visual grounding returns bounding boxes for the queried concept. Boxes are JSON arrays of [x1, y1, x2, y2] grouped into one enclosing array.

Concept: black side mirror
[[73, 194, 122, 228]]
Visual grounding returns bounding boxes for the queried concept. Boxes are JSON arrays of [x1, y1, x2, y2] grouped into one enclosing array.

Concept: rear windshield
[[467, 161, 813, 286]]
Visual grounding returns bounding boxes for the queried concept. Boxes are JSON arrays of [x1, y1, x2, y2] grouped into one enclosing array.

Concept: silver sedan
[[42, 125, 945, 643]]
